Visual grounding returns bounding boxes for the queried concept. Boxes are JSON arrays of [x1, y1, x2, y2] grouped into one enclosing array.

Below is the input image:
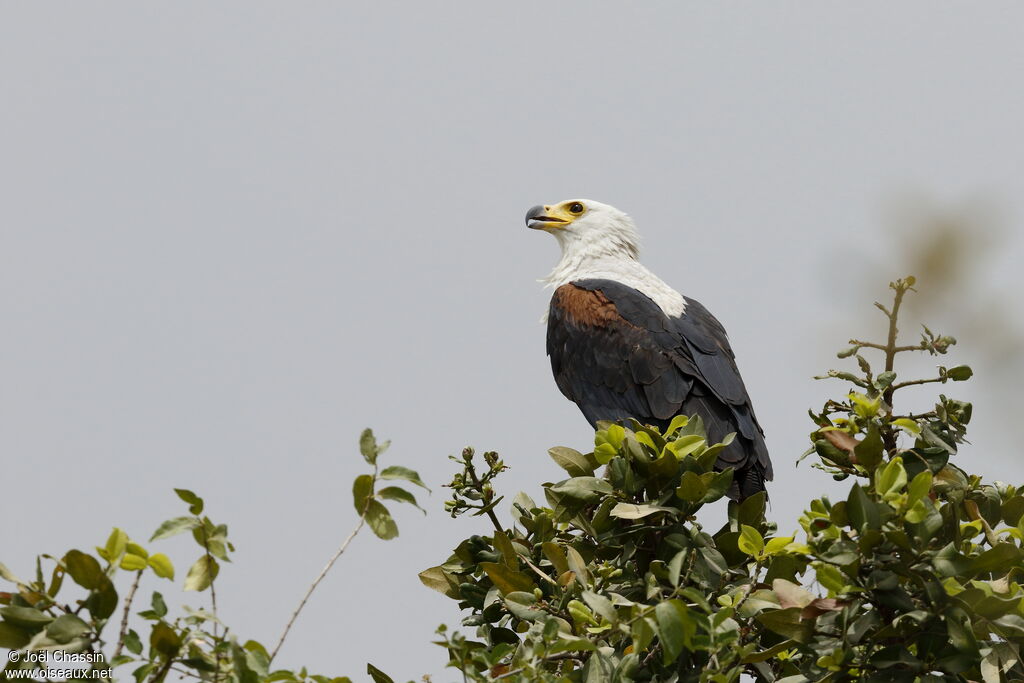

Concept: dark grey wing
[[546, 279, 772, 500], [673, 296, 773, 490], [546, 282, 691, 427]]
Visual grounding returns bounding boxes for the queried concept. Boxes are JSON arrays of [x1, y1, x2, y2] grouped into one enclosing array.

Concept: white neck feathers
[[541, 211, 686, 319]]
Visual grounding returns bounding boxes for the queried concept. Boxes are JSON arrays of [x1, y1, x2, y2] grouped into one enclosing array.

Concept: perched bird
[[527, 199, 772, 501]]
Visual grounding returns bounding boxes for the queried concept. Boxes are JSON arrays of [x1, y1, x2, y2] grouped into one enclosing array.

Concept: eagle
[[527, 198, 772, 501]]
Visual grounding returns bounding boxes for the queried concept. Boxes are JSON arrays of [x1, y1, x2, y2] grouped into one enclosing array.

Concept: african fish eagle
[[527, 199, 772, 501]]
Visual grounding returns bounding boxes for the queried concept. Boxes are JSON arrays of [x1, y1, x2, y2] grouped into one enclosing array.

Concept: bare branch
[[270, 466, 375, 664], [111, 570, 144, 661]]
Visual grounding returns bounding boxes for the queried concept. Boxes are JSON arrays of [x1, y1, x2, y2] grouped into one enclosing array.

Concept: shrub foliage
[[3, 279, 1021, 683], [1, 430, 424, 683], [421, 278, 1024, 682]]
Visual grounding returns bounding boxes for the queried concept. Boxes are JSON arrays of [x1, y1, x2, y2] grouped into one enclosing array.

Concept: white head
[[526, 198, 687, 318], [525, 199, 640, 262]]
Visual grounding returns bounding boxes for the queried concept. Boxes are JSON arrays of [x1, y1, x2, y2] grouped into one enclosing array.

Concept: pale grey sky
[[2, 3, 1023, 681]]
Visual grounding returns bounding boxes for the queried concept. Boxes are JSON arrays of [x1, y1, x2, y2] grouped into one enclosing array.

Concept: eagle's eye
[[568, 202, 585, 214]]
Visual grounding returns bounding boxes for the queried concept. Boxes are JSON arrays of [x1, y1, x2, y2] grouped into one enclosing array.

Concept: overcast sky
[[2, 3, 1023, 681]]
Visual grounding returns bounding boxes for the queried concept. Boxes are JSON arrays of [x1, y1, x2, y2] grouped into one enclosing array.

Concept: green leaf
[[854, 423, 884, 471], [676, 470, 707, 502], [743, 639, 799, 663], [174, 488, 204, 515], [934, 464, 968, 490], [148, 553, 175, 580], [150, 516, 200, 542], [655, 600, 694, 665], [665, 434, 706, 459], [542, 542, 569, 576], [379, 465, 429, 491], [0, 562, 22, 585], [63, 550, 105, 589], [969, 543, 1022, 575], [702, 468, 734, 503], [666, 550, 687, 588], [609, 503, 677, 519], [124, 629, 143, 655], [892, 418, 921, 435], [665, 414, 690, 435], [738, 525, 765, 557], [0, 622, 31, 649], [593, 442, 617, 464], [352, 473, 374, 514], [847, 484, 881, 532], [764, 535, 795, 556], [549, 638, 598, 654], [150, 621, 182, 658], [359, 428, 378, 464], [547, 476, 612, 503], [875, 456, 907, 498], [755, 607, 814, 643], [772, 579, 815, 609], [849, 392, 881, 418], [480, 562, 535, 594], [603, 423, 625, 448], [46, 614, 90, 643], [504, 591, 546, 621], [0, 605, 53, 628], [874, 370, 897, 390], [103, 528, 129, 562], [906, 470, 933, 506], [126, 542, 148, 560], [365, 500, 399, 539], [946, 365, 973, 381], [905, 499, 930, 523], [568, 598, 597, 626], [582, 590, 617, 624], [548, 446, 596, 476], [1003, 496, 1024, 526], [184, 555, 219, 592], [566, 547, 591, 587], [492, 530, 518, 569], [120, 553, 148, 571], [87, 580, 118, 620], [366, 664, 394, 683], [814, 563, 847, 594], [418, 566, 459, 598], [377, 486, 424, 512], [151, 591, 168, 617]]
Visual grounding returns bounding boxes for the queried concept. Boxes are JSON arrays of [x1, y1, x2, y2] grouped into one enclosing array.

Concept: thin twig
[[849, 339, 924, 354], [891, 413, 933, 421], [198, 524, 223, 683], [641, 644, 661, 668], [732, 576, 760, 616], [891, 377, 944, 391], [521, 556, 558, 586], [493, 652, 580, 680], [148, 653, 175, 683], [270, 499, 372, 663], [466, 459, 504, 534], [111, 570, 144, 660], [881, 284, 909, 456]]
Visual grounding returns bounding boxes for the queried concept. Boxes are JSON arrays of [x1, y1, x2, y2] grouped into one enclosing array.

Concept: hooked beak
[[525, 205, 569, 230]]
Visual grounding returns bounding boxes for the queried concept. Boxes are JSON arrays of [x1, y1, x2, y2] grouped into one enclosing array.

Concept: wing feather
[[546, 279, 773, 500]]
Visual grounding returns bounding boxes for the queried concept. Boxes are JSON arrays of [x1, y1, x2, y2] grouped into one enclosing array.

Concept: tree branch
[[270, 480, 373, 664], [465, 458, 504, 535], [848, 339, 925, 354], [880, 281, 910, 456], [198, 523, 223, 683], [111, 569, 143, 660], [891, 377, 944, 391]]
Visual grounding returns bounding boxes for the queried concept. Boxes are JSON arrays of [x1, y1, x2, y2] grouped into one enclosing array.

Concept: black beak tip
[[525, 205, 545, 225]]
